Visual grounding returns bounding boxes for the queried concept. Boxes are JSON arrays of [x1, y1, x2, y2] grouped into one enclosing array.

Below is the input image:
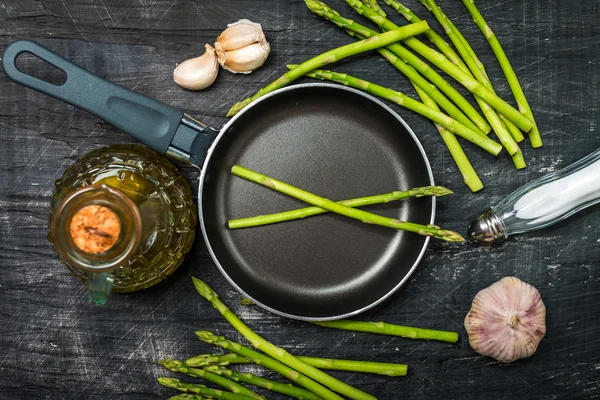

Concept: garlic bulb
[[173, 44, 219, 90], [464, 276, 546, 363], [215, 19, 270, 74]]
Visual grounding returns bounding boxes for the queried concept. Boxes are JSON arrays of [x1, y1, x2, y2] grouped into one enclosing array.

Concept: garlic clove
[[217, 41, 270, 74], [173, 44, 219, 90], [216, 19, 267, 52], [464, 276, 546, 363]]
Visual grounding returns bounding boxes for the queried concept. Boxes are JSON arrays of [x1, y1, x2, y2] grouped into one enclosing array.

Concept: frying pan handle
[[2, 40, 183, 155]]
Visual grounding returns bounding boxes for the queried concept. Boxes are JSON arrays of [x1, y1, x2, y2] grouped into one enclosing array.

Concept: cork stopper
[[69, 205, 121, 254]]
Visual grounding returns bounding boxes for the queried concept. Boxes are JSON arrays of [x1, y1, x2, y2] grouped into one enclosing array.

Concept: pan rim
[[198, 82, 435, 321]]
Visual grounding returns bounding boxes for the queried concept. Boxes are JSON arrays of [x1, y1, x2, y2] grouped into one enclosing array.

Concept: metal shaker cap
[[468, 208, 506, 244]]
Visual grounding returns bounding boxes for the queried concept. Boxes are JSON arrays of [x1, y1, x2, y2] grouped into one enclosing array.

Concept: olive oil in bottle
[[48, 144, 197, 304]]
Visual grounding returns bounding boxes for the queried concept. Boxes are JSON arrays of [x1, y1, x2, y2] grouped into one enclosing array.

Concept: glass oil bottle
[[48, 144, 197, 304]]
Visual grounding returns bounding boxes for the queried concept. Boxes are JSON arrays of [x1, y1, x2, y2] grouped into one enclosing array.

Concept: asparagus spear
[[227, 21, 429, 116], [293, 66, 502, 156], [293, 357, 407, 377], [193, 278, 375, 400], [158, 359, 262, 398], [502, 115, 525, 143], [205, 366, 322, 400], [185, 353, 249, 367], [169, 395, 206, 400], [363, 0, 386, 16], [417, 0, 520, 157], [460, 0, 541, 147], [344, 0, 533, 132], [194, 331, 346, 400], [188, 353, 408, 377], [305, 0, 490, 135], [231, 165, 464, 241], [158, 377, 251, 400], [229, 185, 451, 229], [411, 82, 484, 191], [240, 296, 254, 305], [511, 148, 526, 169], [311, 319, 459, 343], [382, 0, 525, 144]]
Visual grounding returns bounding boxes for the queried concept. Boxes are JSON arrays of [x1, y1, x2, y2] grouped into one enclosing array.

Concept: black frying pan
[[2, 40, 435, 320]]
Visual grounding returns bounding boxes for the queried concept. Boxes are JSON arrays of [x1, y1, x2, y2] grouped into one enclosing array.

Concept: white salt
[[514, 158, 600, 225]]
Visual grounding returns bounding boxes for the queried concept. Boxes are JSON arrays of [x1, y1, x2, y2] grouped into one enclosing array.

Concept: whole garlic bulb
[[464, 276, 546, 363], [215, 19, 270, 74], [173, 44, 219, 90]]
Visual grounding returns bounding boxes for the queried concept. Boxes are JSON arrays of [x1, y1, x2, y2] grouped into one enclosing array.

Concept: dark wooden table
[[1, 0, 599, 398]]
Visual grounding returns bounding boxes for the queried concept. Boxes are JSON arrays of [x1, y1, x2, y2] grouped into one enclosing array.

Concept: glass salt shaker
[[469, 148, 600, 244], [48, 144, 197, 304]]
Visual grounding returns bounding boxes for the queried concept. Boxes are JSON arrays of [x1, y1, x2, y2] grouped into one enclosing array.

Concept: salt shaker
[[469, 148, 600, 244]]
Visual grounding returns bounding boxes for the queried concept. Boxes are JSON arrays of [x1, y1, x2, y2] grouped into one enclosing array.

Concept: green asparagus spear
[[510, 148, 526, 169], [194, 331, 345, 400], [305, 0, 490, 135], [417, 0, 520, 156], [158, 377, 251, 400], [311, 319, 459, 343], [344, 0, 533, 132], [412, 82, 483, 191], [193, 278, 375, 400], [292, 357, 407, 377], [293, 66, 502, 156], [231, 165, 464, 241], [185, 353, 249, 367], [189, 353, 408, 377], [168, 394, 206, 400], [502, 115, 525, 142], [240, 297, 254, 305], [229, 186, 451, 229], [158, 359, 262, 398], [461, 0, 541, 147], [227, 21, 429, 116], [363, 0, 386, 16], [205, 366, 322, 400]]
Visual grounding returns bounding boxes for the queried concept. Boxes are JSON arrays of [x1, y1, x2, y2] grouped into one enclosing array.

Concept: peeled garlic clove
[[173, 44, 219, 90], [464, 276, 546, 363], [216, 19, 267, 52], [217, 42, 270, 74]]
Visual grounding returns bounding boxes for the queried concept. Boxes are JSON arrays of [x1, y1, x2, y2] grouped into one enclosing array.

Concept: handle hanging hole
[[15, 51, 67, 86]]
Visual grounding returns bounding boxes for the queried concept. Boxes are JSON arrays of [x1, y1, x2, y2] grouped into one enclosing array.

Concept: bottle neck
[[51, 185, 142, 272]]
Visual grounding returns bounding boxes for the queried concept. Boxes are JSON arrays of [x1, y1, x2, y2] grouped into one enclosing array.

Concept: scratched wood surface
[[1, 0, 599, 399]]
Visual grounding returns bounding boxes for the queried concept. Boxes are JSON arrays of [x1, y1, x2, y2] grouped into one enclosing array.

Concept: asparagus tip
[[157, 377, 178, 387], [434, 186, 453, 196], [440, 230, 465, 242], [240, 296, 255, 306], [191, 277, 217, 301], [158, 359, 183, 370], [195, 330, 215, 342]]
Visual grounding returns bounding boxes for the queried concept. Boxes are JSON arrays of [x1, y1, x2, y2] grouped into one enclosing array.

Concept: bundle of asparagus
[[157, 278, 459, 399], [227, 0, 539, 192]]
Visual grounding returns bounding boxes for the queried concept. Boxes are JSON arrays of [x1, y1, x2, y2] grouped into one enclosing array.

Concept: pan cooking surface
[[201, 84, 433, 319]]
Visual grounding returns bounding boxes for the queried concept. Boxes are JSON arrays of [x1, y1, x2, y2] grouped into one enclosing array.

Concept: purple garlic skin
[[464, 276, 546, 363]]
